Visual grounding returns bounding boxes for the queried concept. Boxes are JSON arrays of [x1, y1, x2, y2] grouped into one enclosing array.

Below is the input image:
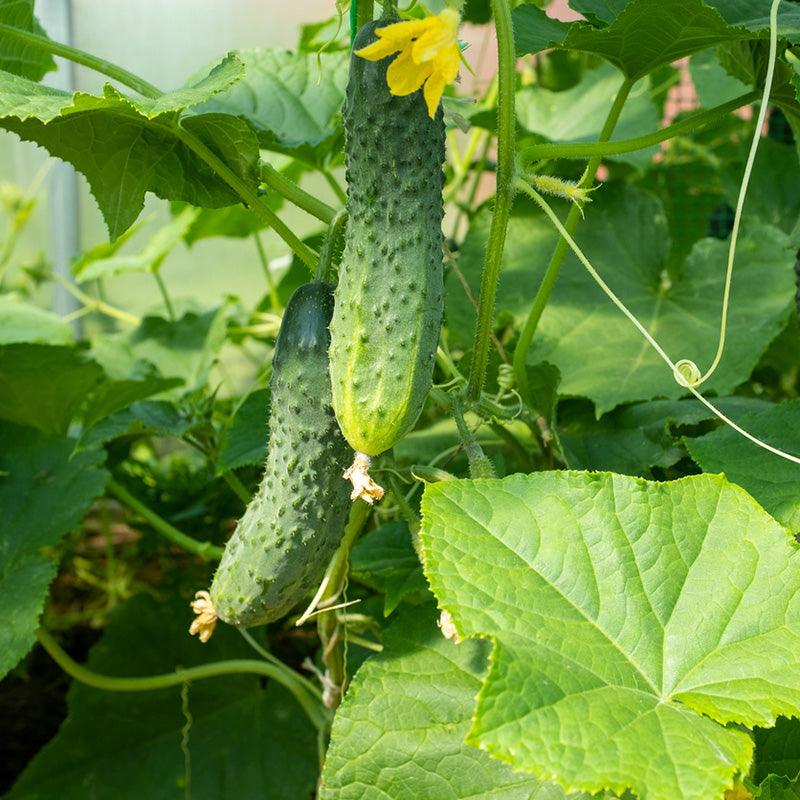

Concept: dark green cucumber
[[209, 282, 352, 627], [329, 20, 446, 462]]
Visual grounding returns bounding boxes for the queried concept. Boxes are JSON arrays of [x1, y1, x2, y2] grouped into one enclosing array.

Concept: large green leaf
[[91, 306, 229, 392], [0, 0, 55, 80], [9, 594, 319, 799], [754, 717, 800, 783], [0, 344, 104, 434], [0, 295, 72, 345], [721, 139, 800, 239], [421, 471, 800, 800], [513, 0, 800, 74], [559, 395, 772, 475], [0, 421, 107, 678], [196, 48, 348, 165], [319, 606, 565, 799], [758, 775, 800, 800], [0, 55, 258, 239], [516, 63, 659, 167], [216, 387, 269, 473], [686, 399, 800, 530], [448, 185, 796, 413], [0, 343, 181, 435]]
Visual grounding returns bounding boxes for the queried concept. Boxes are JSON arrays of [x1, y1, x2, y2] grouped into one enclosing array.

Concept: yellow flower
[[355, 8, 462, 118], [724, 784, 753, 800]]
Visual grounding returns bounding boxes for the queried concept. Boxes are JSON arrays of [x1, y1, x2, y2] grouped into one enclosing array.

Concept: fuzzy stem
[[512, 78, 634, 404], [519, 90, 759, 163], [466, 0, 516, 402], [221, 471, 250, 505], [36, 628, 328, 731], [106, 479, 223, 560], [315, 500, 372, 709], [317, 209, 348, 282], [260, 164, 337, 224], [0, 23, 162, 98]]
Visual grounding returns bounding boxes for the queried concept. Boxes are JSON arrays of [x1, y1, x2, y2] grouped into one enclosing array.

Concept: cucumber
[[192, 282, 352, 636], [329, 20, 446, 502]]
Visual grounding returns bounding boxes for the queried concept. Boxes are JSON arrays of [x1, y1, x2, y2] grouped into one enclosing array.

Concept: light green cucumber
[[329, 20, 446, 499], [201, 282, 352, 631]]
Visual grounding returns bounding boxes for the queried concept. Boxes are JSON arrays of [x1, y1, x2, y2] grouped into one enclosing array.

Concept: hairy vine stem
[[512, 77, 633, 404], [466, 0, 516, 401], [0, 23, 163, 98], [106, 479, 224, 560], [518, 90, 759, 163], [36, 628, 329, 731], [260, 164, 338, 224]]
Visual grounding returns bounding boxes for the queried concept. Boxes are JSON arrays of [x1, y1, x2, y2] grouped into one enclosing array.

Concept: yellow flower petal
[[412, 8, 459, 64], [423, 72, 446, 118], [386, 44, 434, 96], [374, 17, 428, 45], [355, 36, 403, 62]]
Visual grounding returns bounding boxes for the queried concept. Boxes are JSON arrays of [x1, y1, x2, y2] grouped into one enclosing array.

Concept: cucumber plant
[[2, 1, 800, 799]]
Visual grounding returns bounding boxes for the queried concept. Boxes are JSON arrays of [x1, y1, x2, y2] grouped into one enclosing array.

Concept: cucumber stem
[[343, 452, 385, 504], [107, 479, 223, 560], [466, 0, 516, 402], [260, 163, 337, 224]]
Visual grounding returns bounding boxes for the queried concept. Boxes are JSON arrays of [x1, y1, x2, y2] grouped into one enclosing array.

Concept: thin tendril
[[693, 0, 782, 387], [517, 181, 800, 467]]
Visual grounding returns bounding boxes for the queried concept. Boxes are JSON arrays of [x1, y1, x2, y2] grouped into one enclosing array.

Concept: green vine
[[106, 479, 223, 560], [36, 628, 329, 731], [518, 90, 759, 163], [466, 0, 516, 402]]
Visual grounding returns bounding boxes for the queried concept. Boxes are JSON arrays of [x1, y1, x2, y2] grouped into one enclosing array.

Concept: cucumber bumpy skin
[[329, 20, 446, 504], [191, 282, 352, 640]]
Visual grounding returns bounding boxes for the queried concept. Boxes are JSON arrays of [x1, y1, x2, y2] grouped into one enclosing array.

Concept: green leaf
[[92, 306, 229, 392], [0, 421, 107, 678], [516, 63, 659, 167], [77, 399, 192, 451], [0, 342, 180, 435], [0, 54, 259, 239], [559, 395, 772, 476], [8, 594, 319, 799], [0, 294, 72, 344], [513, 0, 740, 78], [686, 399, 800, 530], [73, 207, 200, 281], [448, 185, 796, 413], [319, 606, 563, 799], [421, 471, 800, 800], [721, 139, 800, 238], [689, 47, 750, 108], [350, 522, 429, 615], [196, 48, 348, 165], [758, 774, 800, 800], [81, 372, 183, 430], [0, 0, 55, 80], [754, 717, 800, 783], [217, 387, 269, 472], [0, 343, 104, 434]]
